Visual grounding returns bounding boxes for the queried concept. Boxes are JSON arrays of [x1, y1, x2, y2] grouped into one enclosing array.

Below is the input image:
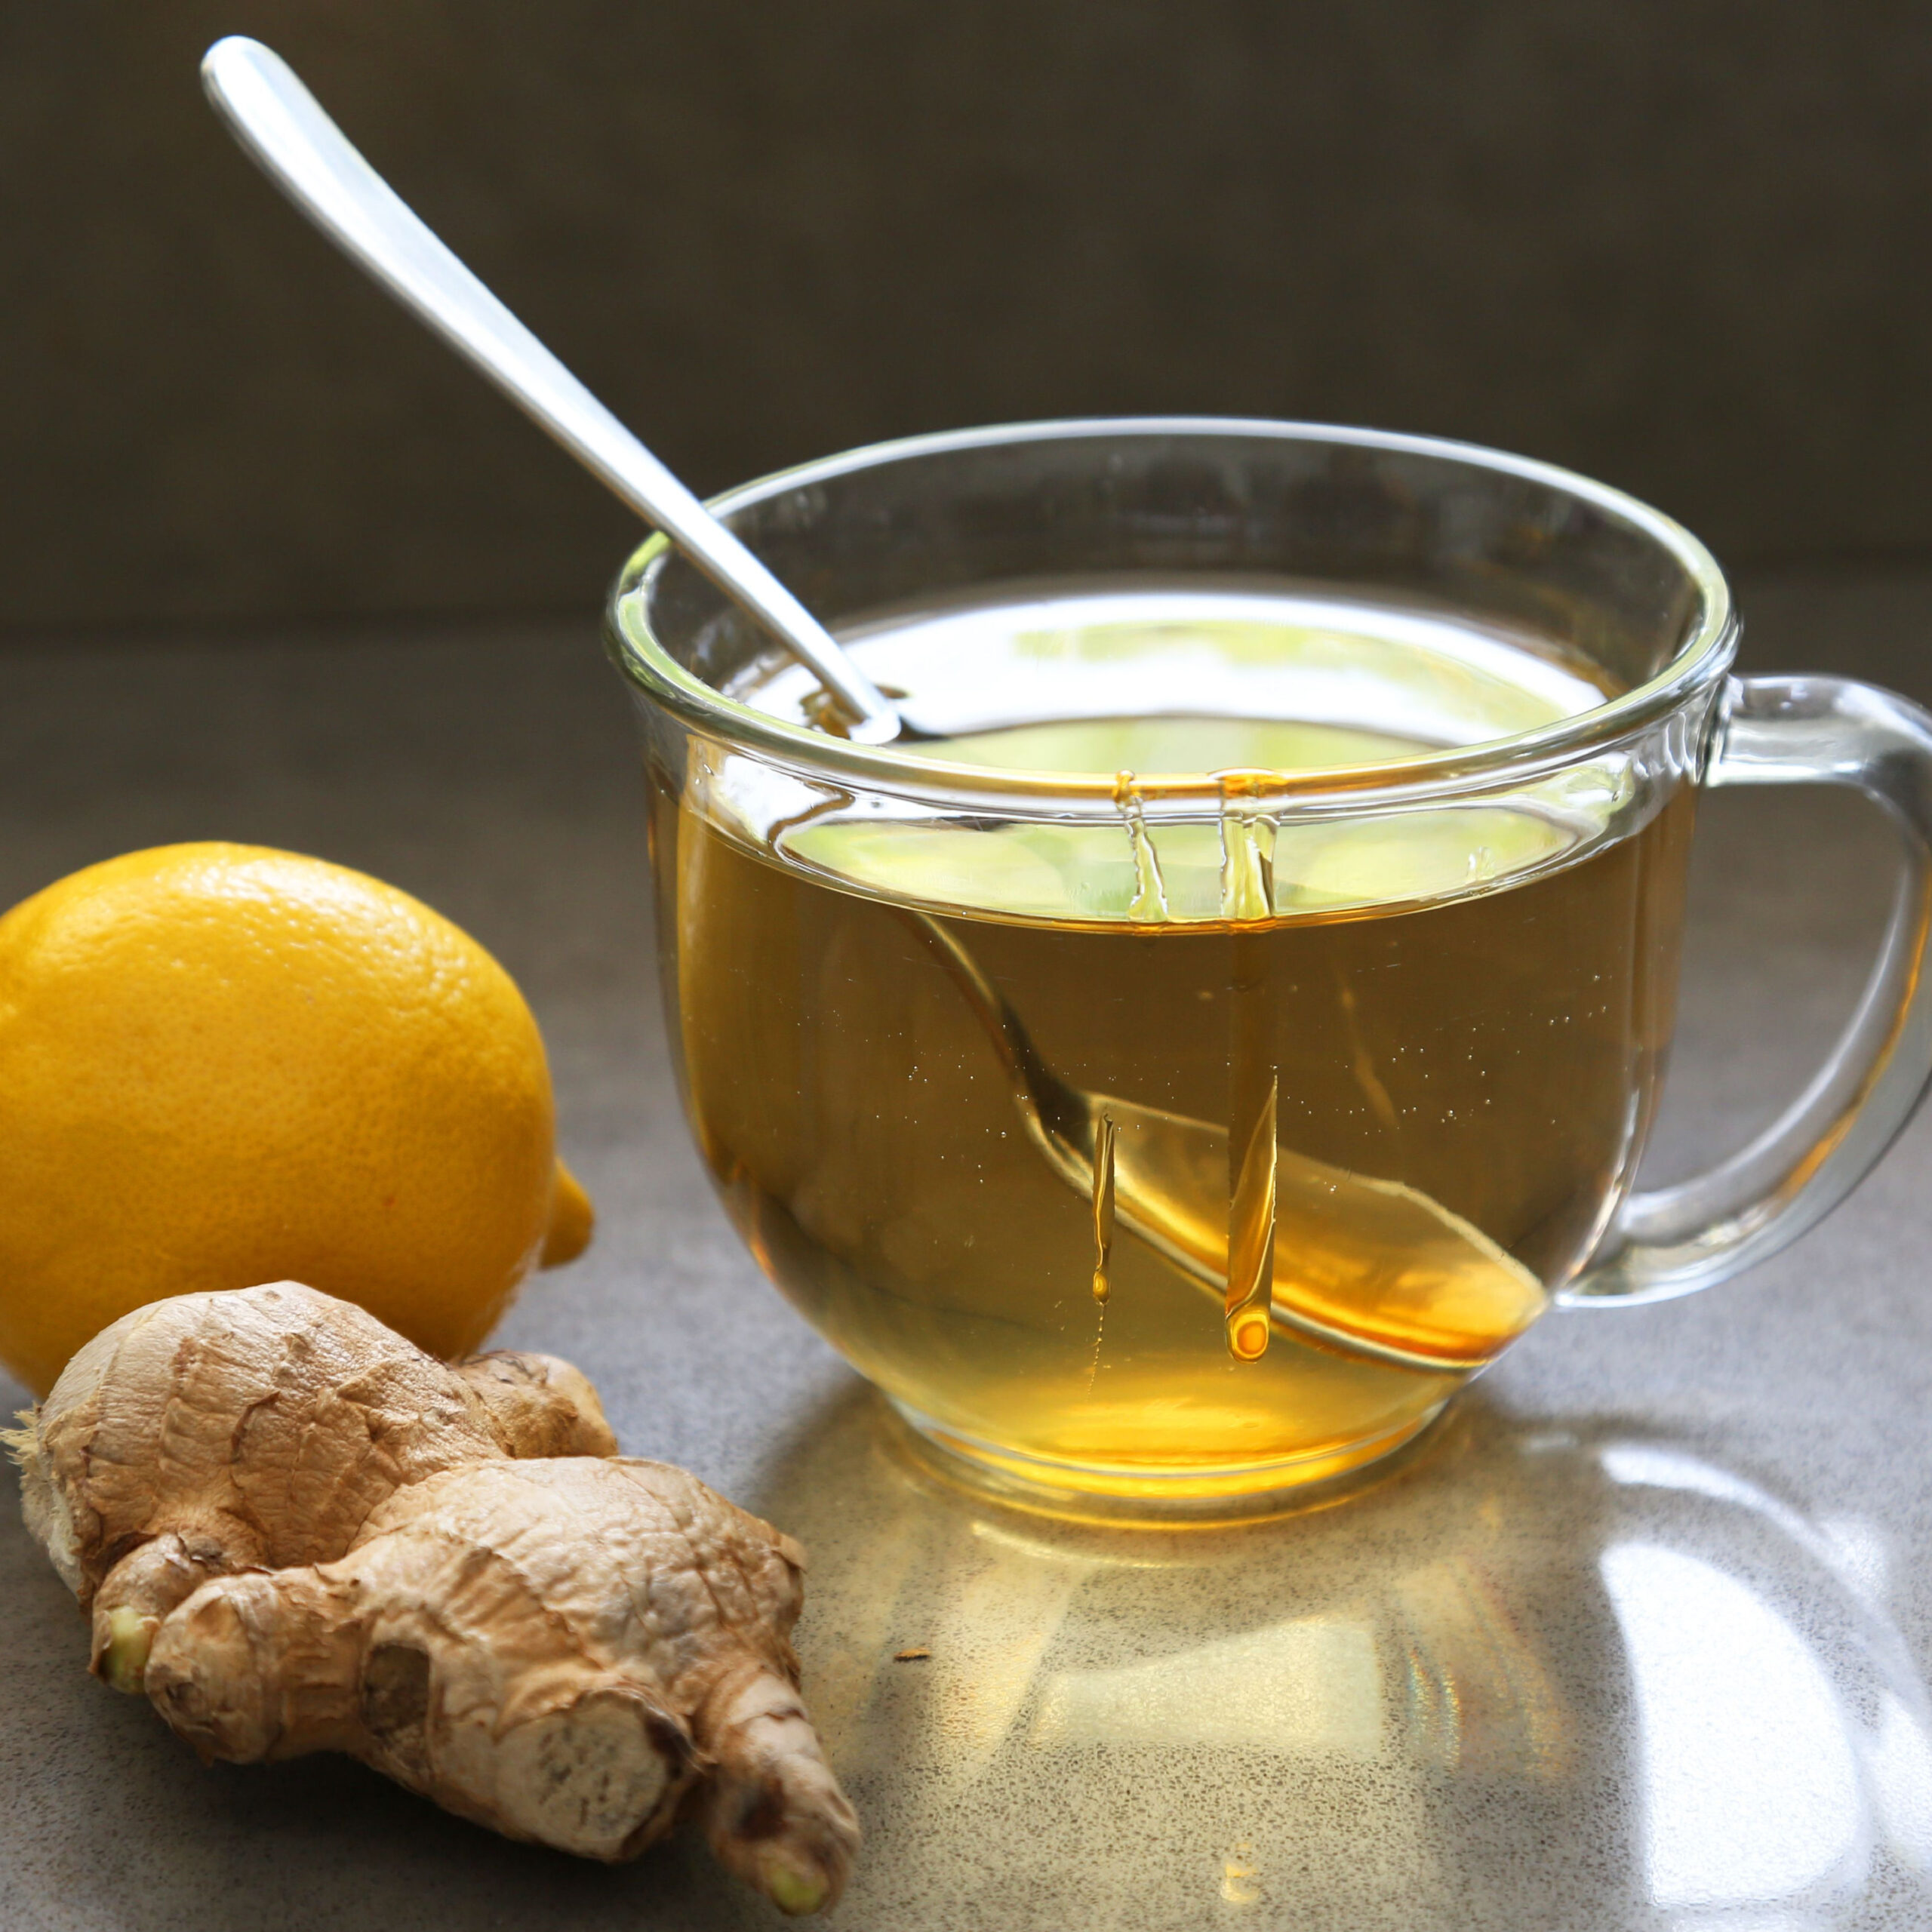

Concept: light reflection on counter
[[1599, 1445, 1932, 1924], [1605, 1543, 1866, 1912], [748, 1392, 1932, 1931], [1028, 1615, 1386, 1758]]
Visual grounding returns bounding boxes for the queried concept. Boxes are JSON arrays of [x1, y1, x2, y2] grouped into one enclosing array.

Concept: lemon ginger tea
[[616, 422, 1932, 1515], [646, 587, 1698, 1503]]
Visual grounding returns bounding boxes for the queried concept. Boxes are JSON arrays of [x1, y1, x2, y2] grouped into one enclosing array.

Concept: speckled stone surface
[[2, 574, 1930, 1930]]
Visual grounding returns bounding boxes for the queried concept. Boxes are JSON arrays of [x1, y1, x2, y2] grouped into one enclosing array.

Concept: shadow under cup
[[606, 421, 1927, 1518]]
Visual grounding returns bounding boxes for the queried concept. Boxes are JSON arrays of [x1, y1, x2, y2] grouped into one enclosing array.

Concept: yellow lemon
[[0, 843, 593, 1395]]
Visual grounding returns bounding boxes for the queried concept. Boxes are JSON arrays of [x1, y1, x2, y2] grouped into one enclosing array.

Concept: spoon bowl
[[906, 911, 1549, 1374]]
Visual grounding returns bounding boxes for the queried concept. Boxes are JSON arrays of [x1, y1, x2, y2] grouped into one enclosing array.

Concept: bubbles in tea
[[650, 589, 1695, 1501]]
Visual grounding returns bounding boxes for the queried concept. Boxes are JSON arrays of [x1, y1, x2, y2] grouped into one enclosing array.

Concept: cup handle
[[1561, 673, 1932, 1307]]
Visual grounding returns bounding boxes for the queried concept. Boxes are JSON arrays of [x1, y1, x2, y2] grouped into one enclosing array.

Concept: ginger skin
[[12, 1281, 617, 1690], [10, 1284, 858, 1915]]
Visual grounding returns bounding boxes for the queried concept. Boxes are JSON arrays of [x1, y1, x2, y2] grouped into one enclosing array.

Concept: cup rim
[[606, 415, 1737, 807]]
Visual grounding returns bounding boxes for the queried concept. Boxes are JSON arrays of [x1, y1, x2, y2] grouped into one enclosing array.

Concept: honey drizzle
[[1113, 770, 1171, 922], [1217, 770, 1277, 924], [1220, 783, 1281, 1362], [1087, 1110, 1117, 1388], [1091, 1110, 1118, 1305], [1225, 1069, 1278, 1361]]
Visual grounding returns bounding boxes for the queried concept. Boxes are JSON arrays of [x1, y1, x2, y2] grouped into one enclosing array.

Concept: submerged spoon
[[200, 36, 907, 746], [905, 912, 1548, 1372]]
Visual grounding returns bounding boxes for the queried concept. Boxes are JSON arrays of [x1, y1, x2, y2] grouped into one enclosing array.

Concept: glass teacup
[[607, 420, 1932, 1516]]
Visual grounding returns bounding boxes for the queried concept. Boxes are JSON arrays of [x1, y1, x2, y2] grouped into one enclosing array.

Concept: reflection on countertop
[[752, 1390, 1932, 1932]]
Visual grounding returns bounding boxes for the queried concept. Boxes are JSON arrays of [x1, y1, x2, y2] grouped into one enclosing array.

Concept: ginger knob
[[8, 1283, 858, 1915]]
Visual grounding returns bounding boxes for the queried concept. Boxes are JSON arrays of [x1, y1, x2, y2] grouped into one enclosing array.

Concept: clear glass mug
[[607, 420, 1932, 1517]]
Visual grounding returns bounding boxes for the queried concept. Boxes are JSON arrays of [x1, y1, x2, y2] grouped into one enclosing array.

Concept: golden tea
[[650, 589, 1696, 1500]]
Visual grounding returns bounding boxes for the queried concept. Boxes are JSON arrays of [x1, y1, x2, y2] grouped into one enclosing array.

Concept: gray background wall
[[5, 2, 1930, 635]]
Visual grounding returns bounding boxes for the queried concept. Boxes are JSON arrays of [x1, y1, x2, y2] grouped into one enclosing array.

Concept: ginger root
[[9, 1283, 858, 1915]]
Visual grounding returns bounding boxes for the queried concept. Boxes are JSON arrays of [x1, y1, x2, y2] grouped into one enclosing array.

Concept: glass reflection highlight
[[1603, 1542, 1865, 1910], [1601, 1438, 1932, 1910]]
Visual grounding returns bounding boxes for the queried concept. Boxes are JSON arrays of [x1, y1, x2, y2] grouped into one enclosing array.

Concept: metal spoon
[[905, 912, 1548, 1372], [200, 36, 906, 746]]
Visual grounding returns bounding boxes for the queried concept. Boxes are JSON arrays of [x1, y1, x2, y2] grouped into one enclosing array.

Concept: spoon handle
[[201, 36, 903, 744]]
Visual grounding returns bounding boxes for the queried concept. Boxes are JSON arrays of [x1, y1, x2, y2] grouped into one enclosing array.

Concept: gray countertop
[[2, 572, 1930, 1931]]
